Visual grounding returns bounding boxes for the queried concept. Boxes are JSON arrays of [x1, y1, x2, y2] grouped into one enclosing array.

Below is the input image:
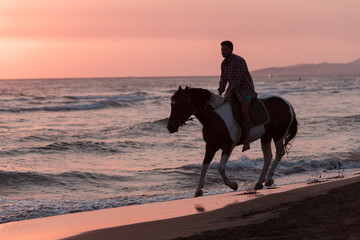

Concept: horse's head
[[167, 86, 194, 133]]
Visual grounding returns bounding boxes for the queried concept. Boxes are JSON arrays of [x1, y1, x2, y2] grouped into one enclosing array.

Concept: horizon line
[[0, 75, 220, 81], [2, 73, 360, 81], [1, 57, 359, 81]]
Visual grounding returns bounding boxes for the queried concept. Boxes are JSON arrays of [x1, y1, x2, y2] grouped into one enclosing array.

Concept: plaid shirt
[[218, 54, 255, 101]]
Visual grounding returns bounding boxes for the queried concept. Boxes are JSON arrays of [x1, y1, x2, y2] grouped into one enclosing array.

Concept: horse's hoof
[[265, 178, 274, 187], [254, 182, 264, 190], [230, 182, 238, 191], [194, 189, 203, 197]]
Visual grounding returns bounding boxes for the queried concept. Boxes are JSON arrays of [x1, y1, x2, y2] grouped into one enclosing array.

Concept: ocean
[[0, 75, 359, 223]]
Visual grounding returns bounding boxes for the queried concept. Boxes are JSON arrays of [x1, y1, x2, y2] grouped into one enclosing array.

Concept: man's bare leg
[[241, 99, 251, 152]]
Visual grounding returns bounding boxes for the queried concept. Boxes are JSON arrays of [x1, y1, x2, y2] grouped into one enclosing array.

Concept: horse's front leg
[[194, 143, 218, 197], [218, 146, 238, 191]]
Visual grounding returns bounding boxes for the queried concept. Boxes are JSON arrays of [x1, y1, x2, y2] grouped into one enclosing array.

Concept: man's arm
[[224, 84, 234, 100], [218, 63, 227, 95]]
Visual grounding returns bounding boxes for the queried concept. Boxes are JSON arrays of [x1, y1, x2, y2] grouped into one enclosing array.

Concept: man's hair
[[221, 40, 233, 51]]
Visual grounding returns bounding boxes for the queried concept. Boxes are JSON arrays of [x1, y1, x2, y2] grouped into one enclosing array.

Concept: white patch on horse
[[214, 102, 242, 144], [207, 92, 225, 109]]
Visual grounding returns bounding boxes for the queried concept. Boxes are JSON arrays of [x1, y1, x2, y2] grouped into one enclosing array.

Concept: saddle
[[231, 92, 269, 127]]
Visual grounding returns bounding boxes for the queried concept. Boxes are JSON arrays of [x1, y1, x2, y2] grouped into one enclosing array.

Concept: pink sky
[[0, 0, 359, 79]]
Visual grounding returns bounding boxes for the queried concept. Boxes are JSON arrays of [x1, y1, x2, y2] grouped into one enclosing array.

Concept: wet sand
[[63, 175, 360, 240], [174, 177, 360, 240]]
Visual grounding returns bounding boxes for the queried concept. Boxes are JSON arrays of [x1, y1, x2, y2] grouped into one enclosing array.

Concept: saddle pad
[[214, 101, 242, 144], [249, 100, 269, 126]]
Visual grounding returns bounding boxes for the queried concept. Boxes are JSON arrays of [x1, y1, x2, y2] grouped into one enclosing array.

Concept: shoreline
[[1, 174, 359, 240]]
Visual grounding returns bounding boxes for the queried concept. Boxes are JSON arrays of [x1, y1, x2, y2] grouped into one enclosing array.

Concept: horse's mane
[[171, 86, 225, 111]]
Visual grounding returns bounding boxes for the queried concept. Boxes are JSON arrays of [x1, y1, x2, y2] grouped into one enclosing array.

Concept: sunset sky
[[0, 0, 359, 79]]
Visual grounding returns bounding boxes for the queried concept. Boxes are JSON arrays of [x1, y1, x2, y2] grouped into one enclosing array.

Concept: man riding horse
[[218, 40, 255, 152], [167, 41, 297, 196]]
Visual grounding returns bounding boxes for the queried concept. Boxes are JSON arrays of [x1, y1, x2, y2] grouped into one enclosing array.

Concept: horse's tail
[[284, 110, 298, 154]]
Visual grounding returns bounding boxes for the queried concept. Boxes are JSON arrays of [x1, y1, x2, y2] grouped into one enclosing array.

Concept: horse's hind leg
[[255, 142, 272, 190], [194, 143, 218, 197], [265, 138, 285, 187], [218, 146, 238, 191]]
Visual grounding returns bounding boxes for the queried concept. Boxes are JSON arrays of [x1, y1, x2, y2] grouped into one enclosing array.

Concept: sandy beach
[[61, 174, 360, 240], [174, 176, 360, 240]]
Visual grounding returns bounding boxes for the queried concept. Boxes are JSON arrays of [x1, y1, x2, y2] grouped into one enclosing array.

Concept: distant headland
[[251, 58, 360, 76]]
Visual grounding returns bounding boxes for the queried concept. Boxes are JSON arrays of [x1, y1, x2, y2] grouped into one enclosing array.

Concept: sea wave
[[118, 117, 170, 137], [2, 152, 358, 189], [63, 92, 149, 101], [155, 156, 360, 178], [0, 92, 157, 112], [30, 141, 120, 154], [0, 141, 117, 156], [0, 102, 129, 112], [0, 138, 167, 156], [302, 114, 360, 134], [0, 170, 133, 188]]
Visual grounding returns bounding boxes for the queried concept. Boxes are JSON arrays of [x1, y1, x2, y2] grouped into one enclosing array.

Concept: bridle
[[171, 95, 222, 127], [180, 116, 195, 126], [171, 96, 195, 127]]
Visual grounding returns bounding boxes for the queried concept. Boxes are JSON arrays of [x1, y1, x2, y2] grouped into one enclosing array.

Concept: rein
[[180, 116, 195, 126], [172, 91, 227, 127], [181, 97, 228, 126]]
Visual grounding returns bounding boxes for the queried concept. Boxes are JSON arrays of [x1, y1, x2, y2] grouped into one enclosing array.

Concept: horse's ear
[[178, 86, 183, 91], [185, 86, 190, 93]]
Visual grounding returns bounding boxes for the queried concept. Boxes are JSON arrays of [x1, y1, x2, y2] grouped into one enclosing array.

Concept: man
[[218, 40, 255, 152]]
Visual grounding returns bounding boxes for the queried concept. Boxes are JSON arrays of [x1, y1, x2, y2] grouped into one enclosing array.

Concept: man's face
[[221, 45, 232, 58]]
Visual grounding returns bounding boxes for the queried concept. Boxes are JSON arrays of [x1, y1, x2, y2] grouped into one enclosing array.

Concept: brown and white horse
[[167, 86, 298, 197]]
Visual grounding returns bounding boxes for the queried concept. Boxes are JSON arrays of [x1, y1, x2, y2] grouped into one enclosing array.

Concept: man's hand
[[224, 87, 234, 100]]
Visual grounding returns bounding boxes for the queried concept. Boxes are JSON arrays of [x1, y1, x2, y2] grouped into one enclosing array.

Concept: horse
[[167, 86, 298, 197]]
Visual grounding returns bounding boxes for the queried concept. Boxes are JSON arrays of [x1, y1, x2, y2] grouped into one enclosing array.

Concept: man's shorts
[[245, 94, 252, 102]]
